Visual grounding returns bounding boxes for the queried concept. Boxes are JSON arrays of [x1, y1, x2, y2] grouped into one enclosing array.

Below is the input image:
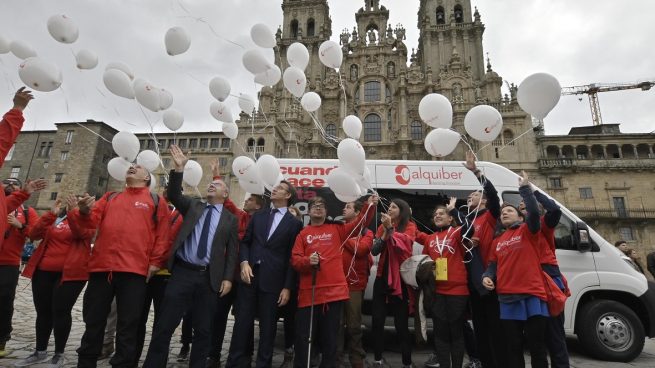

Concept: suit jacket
[[239, 207, 303, 293], [166, 171, 238, 293]]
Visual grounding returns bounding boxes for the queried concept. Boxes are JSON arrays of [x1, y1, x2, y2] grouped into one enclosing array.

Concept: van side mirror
[[573, 221, 591, 252]]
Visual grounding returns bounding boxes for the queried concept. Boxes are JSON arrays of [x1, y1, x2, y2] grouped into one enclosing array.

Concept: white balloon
[[103, 69, 134, 99], [136, 150, 161, 172], [18, 58, 62, 92], [10, 41, 37, 59], [254, 65, 281, 86], [337, 138, 366, 176], [222, 122, 238, 139], [287, 42, 309, 70], [210, 101, 234, 123], [238, 94, 256, 115], [283, 66, 306, 98], [183, 160, 203, 187], [165, 27, 191, 56], [75, 49, 98, 70], [232, 156, 259, 182], [342, 115, 362, 140], [105, 62, 134, 80], [0, 35, 9, 54], [318, 40, 342, 69], [256, 155, 280, 188], [209, 76, 231, 101], [239, 178, 265, 195], [47, 14, 79, 43], [518, 73, 562, 120], [158, 89, 173, 110], [327, 167, 361, 197], [112, 131, 140, 162], [424, 128, 461, 158], [163, 110, 184, 131], [335, 192, 360, 203], [300, 92, 321, 112], [419, 93, 453, 128], [242, 49, 271, 75], [107, 157, 132, 182], [250, 23, 276, 48], [355, 166, 372, 190], [464, 105, 503, 142], [134, 81, 161, 112]]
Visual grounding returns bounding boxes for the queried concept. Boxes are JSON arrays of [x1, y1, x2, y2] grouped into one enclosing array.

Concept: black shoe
[[206, 356, 221, 368], [177, 344, 190, 362]]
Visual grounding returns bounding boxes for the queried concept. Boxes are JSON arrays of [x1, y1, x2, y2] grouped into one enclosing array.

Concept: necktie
[[197, 205, 214, 259], [265, 208, 279, 239]]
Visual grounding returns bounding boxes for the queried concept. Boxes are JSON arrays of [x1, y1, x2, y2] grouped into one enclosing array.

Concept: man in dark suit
[[226, 179, 304, 368], [143, 145, 238, 368]]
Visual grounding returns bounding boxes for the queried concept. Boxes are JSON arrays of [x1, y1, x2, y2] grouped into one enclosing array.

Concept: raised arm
[[463, 150, 500, 219], [64, 195, 95, 241], [519, 171, 540, 234], [534, 190, 561, 229], [168, 144, 193, 214], [339, 195, 378, 242], [0, 88, 33, 168]]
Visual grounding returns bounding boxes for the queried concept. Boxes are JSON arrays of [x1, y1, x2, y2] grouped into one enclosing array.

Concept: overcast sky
[[0, 0, 653, 136]]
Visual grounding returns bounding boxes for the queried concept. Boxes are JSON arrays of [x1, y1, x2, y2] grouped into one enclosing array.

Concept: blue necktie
[[265, 208, 279, 239], [197, 205, 214, 259]]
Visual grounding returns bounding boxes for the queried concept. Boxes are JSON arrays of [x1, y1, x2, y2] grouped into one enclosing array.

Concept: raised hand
[[65, 195, 78, 211], [447, 197, 457, 211], [368, 194, 379, 207], [169, 145, 189, 172], [77, 194, 96, 215], [51, 199, 62, 215], [519, 170, 530, 187], [13, 87, 34, 111], [23, 179, 47, 194], [381, 213, 392, 229], [7, 213, 21, 228], [463, 150, 477, 172]]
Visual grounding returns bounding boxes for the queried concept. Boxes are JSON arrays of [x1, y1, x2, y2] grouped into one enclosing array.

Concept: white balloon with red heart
[[464, 105, 503, 142], [18, 57, 62, 92]]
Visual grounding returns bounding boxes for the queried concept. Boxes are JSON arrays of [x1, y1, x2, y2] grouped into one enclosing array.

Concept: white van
[[277, 158, 655, 362]]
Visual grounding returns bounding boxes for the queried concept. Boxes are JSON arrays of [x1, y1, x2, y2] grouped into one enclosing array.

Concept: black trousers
[[293, 301, 343, 368], [77, 272, 146, 368], [545, 313, 570, 368], [208, 285, 237, 359], [143, 266, 218, 368], [504, 316, 549, 368], [279, 287, 298, 350], [134, 274, 169, 366], [0, 265, 19, 343], [226, 270, 281, 368], [32, 270, 85, 352], [469, 289, 508, 368], [181, 311, 193, 346], [432, 294, 468, 368], [463, 320, 479, 361], [371, 277, 412, 365]]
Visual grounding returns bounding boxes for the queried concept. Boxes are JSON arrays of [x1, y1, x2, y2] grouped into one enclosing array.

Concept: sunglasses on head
[[2, 179, 21, 186]]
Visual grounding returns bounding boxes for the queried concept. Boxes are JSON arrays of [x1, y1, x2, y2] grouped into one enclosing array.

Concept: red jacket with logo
[[291, 203, 374, 308], [471, 211, 498, 269], [375, 221, 417, 278], [0, 205, 39, 266], [342, 228, 374, 291], [417, 227, 469, 296], [67, 187, 170, 276], [0, 109, 27, 250], [23, 211, 94, 282]]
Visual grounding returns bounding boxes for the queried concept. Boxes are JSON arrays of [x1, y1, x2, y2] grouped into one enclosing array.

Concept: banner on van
[[387, 164, 466, 186]]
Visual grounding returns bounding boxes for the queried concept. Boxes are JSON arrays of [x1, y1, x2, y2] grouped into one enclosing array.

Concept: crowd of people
[[0, 86, 615, 368]]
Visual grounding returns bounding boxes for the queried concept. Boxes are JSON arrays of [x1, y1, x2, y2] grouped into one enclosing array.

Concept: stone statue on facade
[[368, 29, 377, 44]]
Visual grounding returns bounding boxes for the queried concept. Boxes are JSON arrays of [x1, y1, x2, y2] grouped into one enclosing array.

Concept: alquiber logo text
[[394, 165, 464, 185]]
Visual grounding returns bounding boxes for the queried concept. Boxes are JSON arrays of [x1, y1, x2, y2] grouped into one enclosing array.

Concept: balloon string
[[73, 122, 111, 143]]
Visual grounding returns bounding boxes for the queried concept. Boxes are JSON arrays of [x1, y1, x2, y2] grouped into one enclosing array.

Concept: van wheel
[[577, 299, 645, 362]]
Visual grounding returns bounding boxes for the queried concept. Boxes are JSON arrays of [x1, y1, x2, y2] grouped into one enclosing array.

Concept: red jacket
[[292, 203, 374, 308], [224, 198, 251, 241], [0, 109, 25, 252], [23, 211, 94, 282], [375, 221, 417, 278], [417, 227, 469, 296], [490, 223, 547, 300], [68, 187, 170, 276], [0, 205, 39, 266], [342, 228, 373, 291], [471, 211, 498, 269], [538, 216, 558, 266]]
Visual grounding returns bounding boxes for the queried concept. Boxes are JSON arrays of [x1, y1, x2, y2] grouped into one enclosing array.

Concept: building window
[[158, 139, 166, 149], [364, 114, 382, 142], [158, 174, 167, 187], [503, 130, 515, 146], [50, 192, 58, 200], [219, 157, 229, 168], [177, 139, 187, 149], [387, 110, 392, 130], [147, 140, 156, 150], [162, 158, 171, 168], [6, 145, 15, 161], [189, 138, 198, 149], [60, 151, 69, 161], [325, 124, 337, 138], [436, 6, 446, 24], [454, 4, 464, 23], [290, 19, 299, 38], [139, 140, 146, 149], [10, 167, 20, 178], [307, 19, 315, 37], [364, 81, 381, 102], [200, 138, 208, 149], [410, 121, 423, 140], [613, 197, 628, 218], [54, 173, 63, 183], [221, 138, 231, 149], [579, 187, 593, 199], [65, 130, 74, 144], [619, 226, 635, 241], [549, 177, 562, 189], [210, 138, 220, 148], [38, 142, 48, 157], [102, 154, 111, 164]]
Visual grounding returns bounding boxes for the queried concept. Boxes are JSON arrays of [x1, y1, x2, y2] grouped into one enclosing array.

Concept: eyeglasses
[[310, 204, 326, 210], [273, 184, 289, 193], [2, 180, 19, 186]]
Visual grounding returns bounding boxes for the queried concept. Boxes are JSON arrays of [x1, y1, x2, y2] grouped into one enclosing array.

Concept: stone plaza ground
[[2, 277, 655, 367]]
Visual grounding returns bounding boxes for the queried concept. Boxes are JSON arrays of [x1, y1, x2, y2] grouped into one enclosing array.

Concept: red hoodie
[[342, 228, 373, 291], [471, 211, 498, 269], [23, 211, 94, 282], [490, 223, 547, 300], [292, 203, 374, 308], [67, 187, 170, 276], [0, 205, 39, 266], [417, 227, 469, 296], [0, 109, 26, 250]]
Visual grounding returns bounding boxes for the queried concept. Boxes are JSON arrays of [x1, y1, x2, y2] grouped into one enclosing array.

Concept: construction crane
[[561, 80, 655, 126]]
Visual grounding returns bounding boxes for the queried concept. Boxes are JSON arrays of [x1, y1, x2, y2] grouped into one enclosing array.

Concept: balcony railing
[[539, 158, 655, 170], [569, 208, 655, 220], [246, 146, 265, 154]]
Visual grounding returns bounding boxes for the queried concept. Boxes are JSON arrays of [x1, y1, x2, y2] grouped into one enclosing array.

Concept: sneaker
[[14, 351, 49, 367], [424, 353, 440, 368], [0, 341, 7, 358], [177, 344, 190, 362], [371, 359, 387, 367], [48, 354, 66, 368], [97, 343, 114, 360], [464, 359, 482, 368]]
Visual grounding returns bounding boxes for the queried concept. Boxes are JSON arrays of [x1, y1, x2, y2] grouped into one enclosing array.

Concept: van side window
[[501, 192, 521, 207], [554, 215, 577, 251]]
